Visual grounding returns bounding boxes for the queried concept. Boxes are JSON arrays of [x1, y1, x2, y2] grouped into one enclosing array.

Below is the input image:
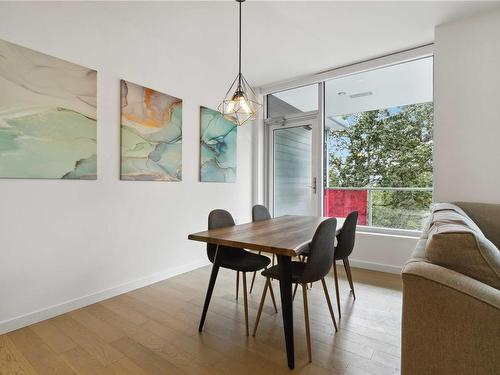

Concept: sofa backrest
[[423, 203, 500, 290], [455, 202, 500, 249]]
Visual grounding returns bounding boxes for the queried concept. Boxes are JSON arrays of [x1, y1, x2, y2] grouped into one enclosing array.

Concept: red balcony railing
[[324, 188, 368, 225], [324, 187, 433, 230]]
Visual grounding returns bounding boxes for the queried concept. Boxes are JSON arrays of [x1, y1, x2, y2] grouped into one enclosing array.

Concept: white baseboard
[[0, 259, 210, 335], [348, 259, 402, 274], [0, 257, 400, 335]]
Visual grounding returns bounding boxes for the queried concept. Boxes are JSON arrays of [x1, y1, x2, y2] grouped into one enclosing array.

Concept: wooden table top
[[188, 215, 344, 257]]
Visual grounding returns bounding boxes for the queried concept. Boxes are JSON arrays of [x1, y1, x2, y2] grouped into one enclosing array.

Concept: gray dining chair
[[332, 210, 358, 318], [199, 209, 277, 336], [253, 218, 338, 362], [249, 205, 276, 294], [298, 210, 359, 318]]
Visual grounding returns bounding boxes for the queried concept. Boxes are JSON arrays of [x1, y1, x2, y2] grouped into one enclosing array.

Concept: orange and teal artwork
[[0, 39, 97, 179], [120, 80, 182, 181], [200, 106, 236, 182]]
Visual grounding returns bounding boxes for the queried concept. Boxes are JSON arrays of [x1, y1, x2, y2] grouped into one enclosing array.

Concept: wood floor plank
[[83, 304, 143, 339], [69, 309, 126, 343], [130, 325, 216, 375], [29, 321, 77, 354], [110, 337, 186, 375], [371, 350, 401, 372], [49, 315, 123, 366], [106, 357, 151, 375], [7, 328, 76, 375], [61, 347, 114, 375], [88, 303, 229, 375], [99, 298, 148, 326], [0, 266, 403, 375], [0, 335, 39, 375]]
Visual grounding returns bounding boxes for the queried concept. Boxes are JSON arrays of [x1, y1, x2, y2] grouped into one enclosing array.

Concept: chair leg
[[249, 271, 257, 294], [249, 252, 261, 294], [343, 258, 356, 300], [236, 271, 239, 300], [299, 257, 311, 290], [302, 284, 312, 363], [321, 278, 338, 331], [268, 279, 278, 313], [242, 272, 249, 336], [253, 277, 270, 336], [292, 283, 298, 301], [333, 261, 341, 319]]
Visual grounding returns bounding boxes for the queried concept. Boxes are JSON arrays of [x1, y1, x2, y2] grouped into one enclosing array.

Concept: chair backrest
[[300, 218, 337, 283], [335, 211, 358, 260], [207, 209, 241, 262], [252, 205, 271, 222]]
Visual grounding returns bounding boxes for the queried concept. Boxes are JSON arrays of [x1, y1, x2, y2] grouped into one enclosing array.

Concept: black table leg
[[277, 254, 294, 370], [198, 245, 219, 332]]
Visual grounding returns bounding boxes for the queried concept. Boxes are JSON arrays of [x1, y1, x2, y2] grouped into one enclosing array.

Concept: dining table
[[188, 214, 344, 369]]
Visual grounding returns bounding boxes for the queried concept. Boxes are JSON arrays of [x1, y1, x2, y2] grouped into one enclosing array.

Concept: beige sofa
[[401, 202, 500, 375]]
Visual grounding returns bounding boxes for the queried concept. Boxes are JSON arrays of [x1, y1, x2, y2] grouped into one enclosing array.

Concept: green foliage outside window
[[327, 103, 433, 230]]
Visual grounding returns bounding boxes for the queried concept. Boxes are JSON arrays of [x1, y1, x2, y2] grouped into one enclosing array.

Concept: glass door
[[268, 115, 321, 217]]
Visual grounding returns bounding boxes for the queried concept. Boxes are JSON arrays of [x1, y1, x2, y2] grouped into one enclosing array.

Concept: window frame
[[262, 44, 434, 237]]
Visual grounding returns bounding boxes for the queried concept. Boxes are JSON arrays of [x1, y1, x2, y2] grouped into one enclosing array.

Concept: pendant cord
[[238, 0, 242, 89]]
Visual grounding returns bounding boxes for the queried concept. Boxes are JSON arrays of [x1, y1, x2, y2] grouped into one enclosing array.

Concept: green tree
[[327, 103, 433, 229]]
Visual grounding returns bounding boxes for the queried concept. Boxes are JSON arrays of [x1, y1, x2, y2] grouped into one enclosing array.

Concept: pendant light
[[218, 0, 261, 126]]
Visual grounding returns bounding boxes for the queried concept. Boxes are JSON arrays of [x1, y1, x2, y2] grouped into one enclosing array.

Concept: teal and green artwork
[[0, 39, 97, 179], [200, 106, 237, 182], [121, 80, 182, 181]]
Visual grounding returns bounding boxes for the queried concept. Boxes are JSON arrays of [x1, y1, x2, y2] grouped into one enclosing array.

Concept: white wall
[[434, 9, 500, 204], [2, 2, 499, 334], [0, 2, 253, 333], [352, 9, 500, 271]]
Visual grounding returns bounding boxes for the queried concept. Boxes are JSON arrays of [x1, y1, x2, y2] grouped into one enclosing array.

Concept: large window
[[324, 57, 433, 230], [264, 52, 434, 232]]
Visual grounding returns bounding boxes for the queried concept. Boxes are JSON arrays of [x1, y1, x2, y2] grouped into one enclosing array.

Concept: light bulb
[[238, 97, 251, 114]]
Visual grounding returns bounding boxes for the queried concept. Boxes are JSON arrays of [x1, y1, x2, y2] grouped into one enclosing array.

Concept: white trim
[[357, 226, 422, 238], [347, 259, 402, 275], [0, 259, 210, 335], [259, 44, 434, 95]]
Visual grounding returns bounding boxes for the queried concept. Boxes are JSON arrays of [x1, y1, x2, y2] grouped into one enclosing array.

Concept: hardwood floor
[[0, 265, 402, 375]]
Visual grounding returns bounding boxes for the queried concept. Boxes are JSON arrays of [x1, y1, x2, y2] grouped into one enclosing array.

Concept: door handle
[[309, 177, 317, 194]]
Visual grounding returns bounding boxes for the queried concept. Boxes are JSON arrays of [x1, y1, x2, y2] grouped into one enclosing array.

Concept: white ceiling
[[325, 56, 433, 116], [90, 1, 500, 88], [114, 0, 498, 88], [19, 1, 499, 90], [246, 0, 499, 87]]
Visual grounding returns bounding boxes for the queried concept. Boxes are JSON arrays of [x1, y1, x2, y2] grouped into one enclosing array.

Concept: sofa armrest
[[401, 262, 500, 375]]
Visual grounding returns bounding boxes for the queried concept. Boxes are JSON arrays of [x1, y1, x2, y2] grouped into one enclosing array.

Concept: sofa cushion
[[431, 209, 483, 234], [426, 222, 500, 290], [431, 202, 469, 216], [421, 203, 482, 240]]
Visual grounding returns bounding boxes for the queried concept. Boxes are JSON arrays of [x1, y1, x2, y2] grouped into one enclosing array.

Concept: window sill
[[355, 225, 422, 238]]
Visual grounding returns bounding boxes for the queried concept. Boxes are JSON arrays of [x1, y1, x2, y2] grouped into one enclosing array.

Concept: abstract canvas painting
[[0, 39, 97, 179], [200, 106, 237, 182], [120, 80, 182, 181]]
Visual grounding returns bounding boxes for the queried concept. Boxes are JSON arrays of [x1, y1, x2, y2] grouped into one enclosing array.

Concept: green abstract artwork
[[120, 80, 182, 181], [200, 106, 237, 182], [0, 39, 97, 179]]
